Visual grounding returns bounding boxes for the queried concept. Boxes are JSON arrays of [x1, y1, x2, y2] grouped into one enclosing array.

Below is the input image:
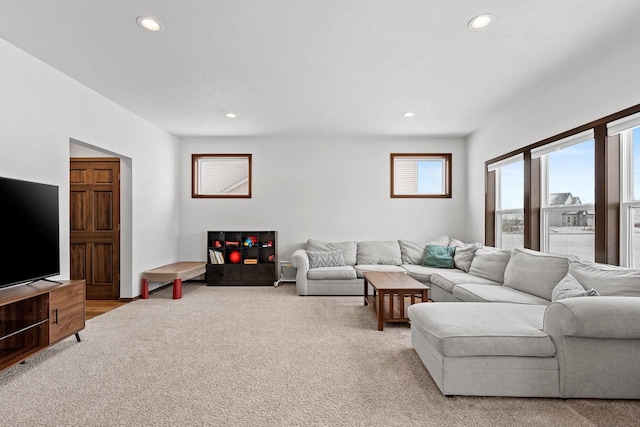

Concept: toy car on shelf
[[243, 236, 258, 247]]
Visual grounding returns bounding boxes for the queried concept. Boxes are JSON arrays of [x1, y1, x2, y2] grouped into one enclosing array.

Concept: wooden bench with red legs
[[141, 262, 206, 299]]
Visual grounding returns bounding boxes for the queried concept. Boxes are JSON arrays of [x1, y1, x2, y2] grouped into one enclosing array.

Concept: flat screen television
[[1, 176, 60, 288]]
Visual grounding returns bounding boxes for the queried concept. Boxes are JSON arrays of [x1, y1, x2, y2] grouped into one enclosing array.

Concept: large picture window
[[485, 103, 640, 265], [391, 153, 452, 198], [192, 154, 252, 198], [609, 112, 640, 267], [535, 131, 595, 261], [488, 155, 524, 250], [634, 133, 640, 266]]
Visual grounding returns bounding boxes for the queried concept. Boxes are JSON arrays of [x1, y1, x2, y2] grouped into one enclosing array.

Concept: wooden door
[[70, 158, 120, 299]]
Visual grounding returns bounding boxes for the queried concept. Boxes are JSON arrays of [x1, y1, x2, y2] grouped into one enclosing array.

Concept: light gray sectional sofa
[[291, 236, 466, 297], [292, 237, 640, 399], [291, 237, 557, 302]]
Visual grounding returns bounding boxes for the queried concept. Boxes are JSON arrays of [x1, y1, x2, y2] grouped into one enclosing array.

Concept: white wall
[[0, 39, 179, 298], [178, 136, 468, 262], [466, 34, 640, 243]]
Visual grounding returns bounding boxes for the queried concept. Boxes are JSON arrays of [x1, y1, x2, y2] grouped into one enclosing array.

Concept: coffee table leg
[[364, 277, 369, 306], [378, 291, 385, 331]]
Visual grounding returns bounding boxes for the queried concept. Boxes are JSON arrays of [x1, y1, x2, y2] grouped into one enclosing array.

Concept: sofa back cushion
[[399, 236, 449, 264], [306, 239, 357, 266], [356, 241, 402, 265], [468, 247, 511, 283], [569, 260, 640, 296], [504, 248, 575, 301], [448, 239, 483, 272]]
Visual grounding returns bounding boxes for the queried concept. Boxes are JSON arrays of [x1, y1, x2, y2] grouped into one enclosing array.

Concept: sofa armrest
[[291, 249, 309, 295], [291, 249, 309, 272], [544, 296, 640, 339]]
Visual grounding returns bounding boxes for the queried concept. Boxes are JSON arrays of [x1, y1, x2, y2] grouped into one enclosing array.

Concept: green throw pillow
[[422, 244, 456, 269]]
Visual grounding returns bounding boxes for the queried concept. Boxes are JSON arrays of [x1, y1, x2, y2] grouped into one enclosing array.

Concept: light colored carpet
[[1, 283, 638, 426]]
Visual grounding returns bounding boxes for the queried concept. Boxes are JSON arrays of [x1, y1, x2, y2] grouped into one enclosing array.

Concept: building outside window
[[488, 155, 524, 250], [534, 131, 595, 261]]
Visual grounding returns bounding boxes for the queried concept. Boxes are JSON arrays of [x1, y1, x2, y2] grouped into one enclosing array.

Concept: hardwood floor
[[85, 299, 129, 320]]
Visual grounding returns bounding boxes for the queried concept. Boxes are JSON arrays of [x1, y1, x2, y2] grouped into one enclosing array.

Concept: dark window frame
[[390, 153, 452, 198], [192, 153, 252, 199], [484, 104, 640, 264]]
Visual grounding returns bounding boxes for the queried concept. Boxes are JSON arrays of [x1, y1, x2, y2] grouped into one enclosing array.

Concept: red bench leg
[[173, 278, 183, 299], [141, 278, 149, 299]]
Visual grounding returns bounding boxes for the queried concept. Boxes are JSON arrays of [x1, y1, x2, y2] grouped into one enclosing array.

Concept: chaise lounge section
[[408, 257, 640, 398]]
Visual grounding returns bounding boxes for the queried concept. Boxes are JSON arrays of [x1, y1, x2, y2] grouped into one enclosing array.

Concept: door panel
[[94, 192, 113, 230], [70, 243, 86, 279], [70, 158, 120, 299], [92, 243, 113, 283], [70, 191, 87, 231]]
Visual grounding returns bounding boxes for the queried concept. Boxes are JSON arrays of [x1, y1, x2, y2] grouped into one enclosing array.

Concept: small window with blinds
[[192, 154, 252, 198], [390, 153, 452, 198]]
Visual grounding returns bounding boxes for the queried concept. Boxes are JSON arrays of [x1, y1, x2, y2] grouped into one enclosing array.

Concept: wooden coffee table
[[363, 271, 429, 331]]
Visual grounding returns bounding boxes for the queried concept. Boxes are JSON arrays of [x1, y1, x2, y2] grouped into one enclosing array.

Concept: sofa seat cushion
[[307, 266, 357, 280], [430, 270, 500, 293], [408, 302, 555, 357], [355, 264, 407, 278], [401, 265, 448, 283], [453, 284, 550, 304]]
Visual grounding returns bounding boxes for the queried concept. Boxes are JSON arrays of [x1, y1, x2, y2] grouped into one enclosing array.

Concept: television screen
[[1, 176, 60, 288]]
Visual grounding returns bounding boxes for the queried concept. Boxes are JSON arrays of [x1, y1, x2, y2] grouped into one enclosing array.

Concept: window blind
[[198, 157, 249, 194], [487, 153, 524, 172], [530, 129, 594, 159], [607, 111, 640, 135], [393, 158, 419, 194]]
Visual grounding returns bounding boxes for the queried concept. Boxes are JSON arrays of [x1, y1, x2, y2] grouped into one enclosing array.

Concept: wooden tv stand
[[0, 279, 85, 372]]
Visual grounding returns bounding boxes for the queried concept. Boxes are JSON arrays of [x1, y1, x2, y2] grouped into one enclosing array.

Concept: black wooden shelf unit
[[206, 230, 277, 285]]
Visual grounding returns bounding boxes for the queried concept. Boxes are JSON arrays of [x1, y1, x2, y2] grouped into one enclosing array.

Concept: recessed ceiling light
[[403, 112, 415, 118], [468, 14, 494, 30], [225, 113, 237, 119], [136, 16, 164, 32]]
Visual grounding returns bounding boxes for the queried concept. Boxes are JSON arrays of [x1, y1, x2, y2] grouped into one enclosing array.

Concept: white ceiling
[[1, 1, 639, 138]]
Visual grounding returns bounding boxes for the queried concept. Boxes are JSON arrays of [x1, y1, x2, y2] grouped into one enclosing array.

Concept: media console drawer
[[49, 280, 86, 345]]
